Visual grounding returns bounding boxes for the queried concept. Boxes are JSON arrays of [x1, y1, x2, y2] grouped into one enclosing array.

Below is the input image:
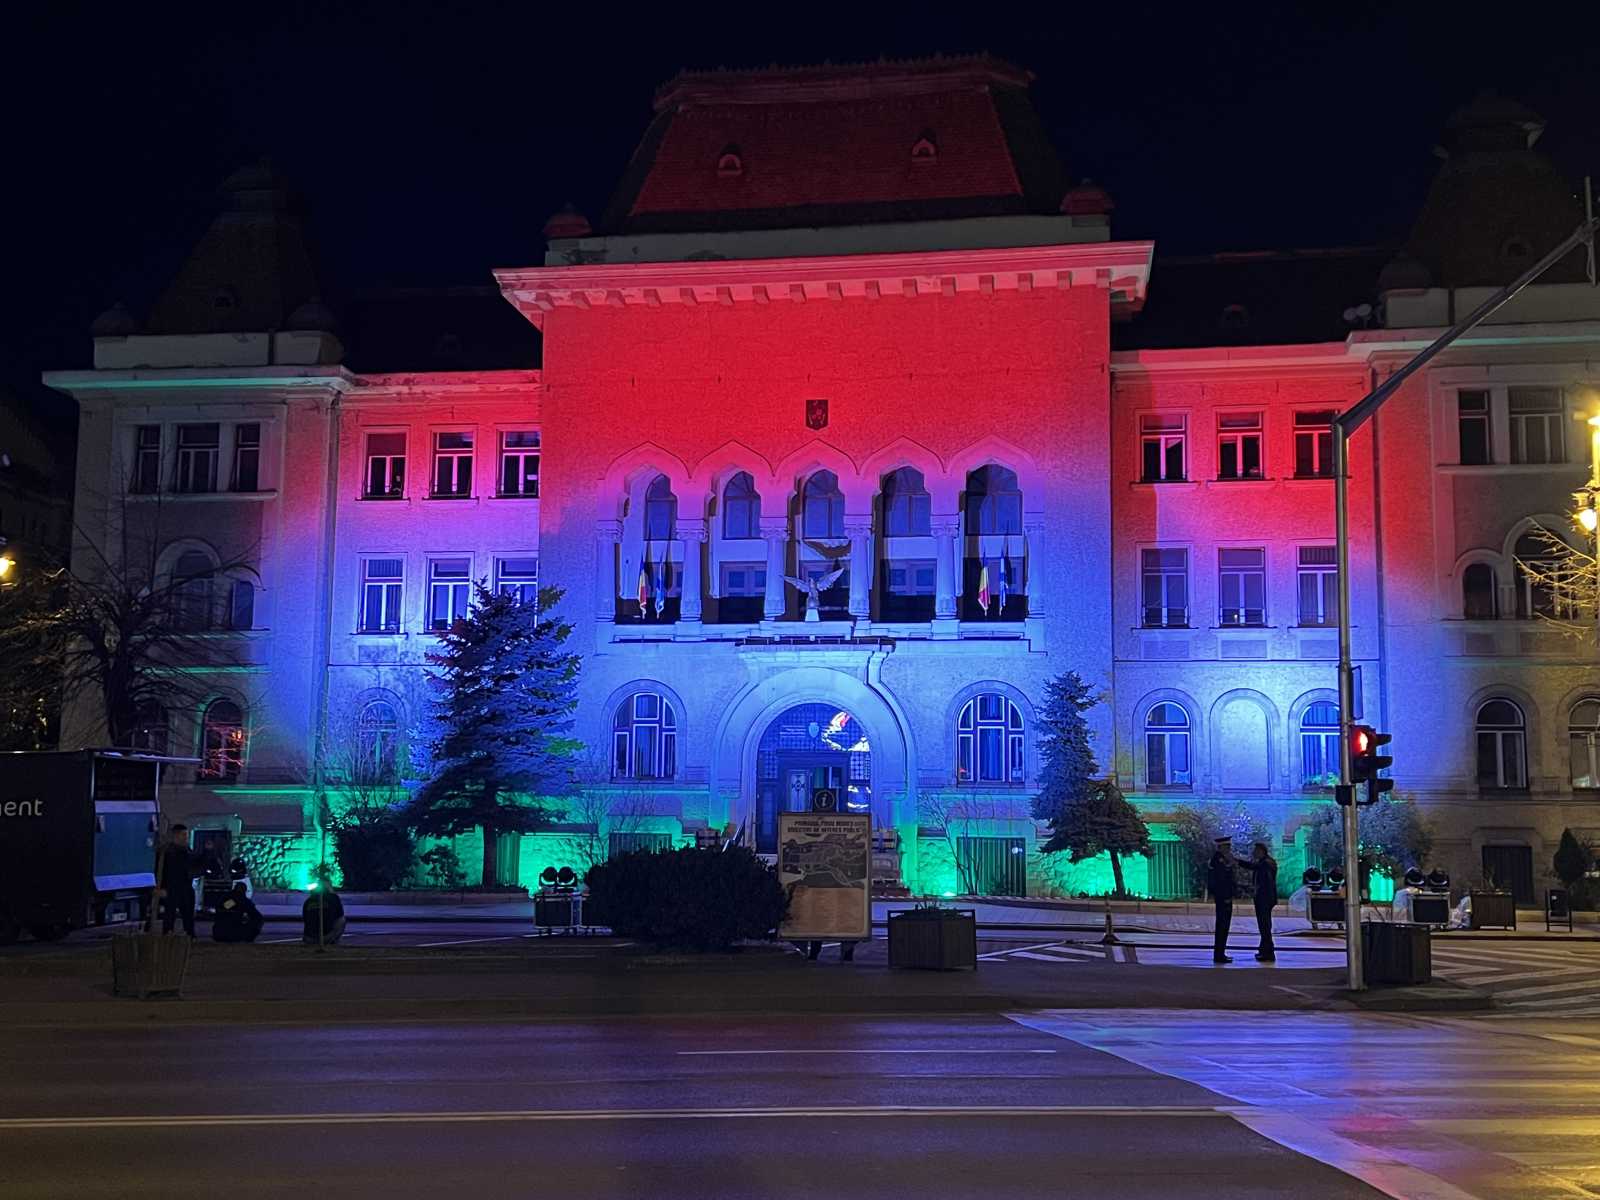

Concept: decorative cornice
[[496, 242, 1154, 329]]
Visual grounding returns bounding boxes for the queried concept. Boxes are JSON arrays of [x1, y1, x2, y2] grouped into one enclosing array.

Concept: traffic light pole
[[1333, 216, 1597, 991]]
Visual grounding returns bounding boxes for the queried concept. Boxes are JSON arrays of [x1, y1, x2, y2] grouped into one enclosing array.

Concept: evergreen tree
[[408, 584, 581, 887], [1034, 671, 1150, 896], [1553, 828, 1593, 889]]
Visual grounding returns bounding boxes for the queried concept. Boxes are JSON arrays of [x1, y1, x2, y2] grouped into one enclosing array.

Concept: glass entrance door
[[754, 705, 872, 853]]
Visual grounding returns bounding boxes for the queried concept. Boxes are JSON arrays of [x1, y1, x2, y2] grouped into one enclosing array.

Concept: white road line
[[0, 1103, 1213, 1131], [414, 935, 523, 948], [1009, 950, 1097, 963], [977, 940, 1072, 960], [677, 1049, 1058, 1056], [1491, 977, 1600, 1001]]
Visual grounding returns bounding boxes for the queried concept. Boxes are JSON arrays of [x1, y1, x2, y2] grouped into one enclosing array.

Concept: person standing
[[157, 824, 198, 938], [1207, 836, 1237, 964], [1237, 841, 1279, 962]]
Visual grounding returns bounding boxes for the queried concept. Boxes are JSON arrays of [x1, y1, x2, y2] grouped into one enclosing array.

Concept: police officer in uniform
[[1207, 835, 1237, 964]]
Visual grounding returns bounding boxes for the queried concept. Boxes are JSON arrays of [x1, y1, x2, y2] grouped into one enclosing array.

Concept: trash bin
[[111, 931, 191, 998], [1361, 921, 1431, 985], [887, 907, 977, 971]]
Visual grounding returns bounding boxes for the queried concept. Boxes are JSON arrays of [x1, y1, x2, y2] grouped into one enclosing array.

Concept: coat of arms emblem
[[805, 398, 829, 430]]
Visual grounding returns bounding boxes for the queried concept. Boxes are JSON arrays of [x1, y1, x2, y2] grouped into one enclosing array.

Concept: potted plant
[[1360, 910, 1432, 985], [887, 901, 977, 970], [1469, 870, 1516, 930]]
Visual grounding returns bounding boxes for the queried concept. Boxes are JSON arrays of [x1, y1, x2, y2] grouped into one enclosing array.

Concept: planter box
[[1361, 922, 1431, 986], [111, 931, 191, 999], [887, 908, 977, 971], [1469, 891, 1516, 930]]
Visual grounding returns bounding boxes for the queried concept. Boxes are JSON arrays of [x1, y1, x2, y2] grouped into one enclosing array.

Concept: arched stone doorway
[[753, 704, 873, 853]]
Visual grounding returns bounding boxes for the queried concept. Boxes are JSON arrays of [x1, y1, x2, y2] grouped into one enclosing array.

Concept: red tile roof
[[603, 56, 1066, 234]]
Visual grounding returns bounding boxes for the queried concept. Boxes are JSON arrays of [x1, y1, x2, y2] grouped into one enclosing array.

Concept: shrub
[[417, 845, 466, 890], [1171, 801, 1270, 896], [332, 815, 415, 891], [585, 846, 786, 951]]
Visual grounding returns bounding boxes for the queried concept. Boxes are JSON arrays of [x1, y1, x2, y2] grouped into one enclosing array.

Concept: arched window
[[643, 475, 677, 541], [1514, 531, 1560, 619], [229, 579, 255, 630], [612, 692, 677, 780], [173, 550, 214, 630], [127, 701, 168, 754], [1144, 702, 1192, 789], [199, 699, 245, 780], [722, 472, 759, 539], [956, 693, 1024, 785], [1462, 563, 1497, 620], [1569, 699, 1600, 789], [881, 467, 931, 536], [1476, 699, 1526, 789], [802, 470, 845, 539], [963, 465, 1022, 535], [357, 700, 400, 783], [1300, 702, 1341, 786]]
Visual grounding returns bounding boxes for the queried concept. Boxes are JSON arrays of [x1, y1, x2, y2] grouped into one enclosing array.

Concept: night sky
[[7, 3, 1598, 433]]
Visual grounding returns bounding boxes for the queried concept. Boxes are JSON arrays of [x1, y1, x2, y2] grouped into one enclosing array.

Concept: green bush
[[417, 845, 466, 890], [332, 816, 415, 891], [585, 846, 786, 951]]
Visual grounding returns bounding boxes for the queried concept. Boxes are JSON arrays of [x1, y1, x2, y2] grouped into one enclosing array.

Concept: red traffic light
[[1351, 726, 1372, 756]]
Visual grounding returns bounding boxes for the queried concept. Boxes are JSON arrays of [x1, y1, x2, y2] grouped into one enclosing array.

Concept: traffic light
[[1350, 724, 1393, 806]]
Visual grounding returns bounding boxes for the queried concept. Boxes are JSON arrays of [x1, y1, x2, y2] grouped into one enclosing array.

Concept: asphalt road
[[0, 1012, 1385, 1200]]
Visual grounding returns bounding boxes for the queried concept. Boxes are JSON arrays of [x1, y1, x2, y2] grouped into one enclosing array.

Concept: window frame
[[199, 699, 246, 781], [1462, 562, 1498, 620], [1292, 410, 1337, 479], [172, 550, 216, 631], [1475, 699, 1527, 790], [426, 557, 472, 631], [231, 423, 261, 492], [1508, 386, 1565, 466], [1139, 412, 1187, 483], [1456, 389, 1492, 466], [430, 430, 475, 499], [801, 471, 845, 540], [955, 693, 1026, 786], [612, 692, 678, 781], [356, 699, 401, 784], [1299, 701, 1341, 788], [1144, 702, 1192, 789], [131, 425, 163, 494], [358, 556, 405, 633], [1217, 546, 1267, 627], [1296, 545, 1339, 627], [1569, 699, 1600, 790], [494, 556, 539, 606], [721, 472, 760, 540], [172, 423, 221, 494], [1140, 546, 1189, 628], [364, 431, 407, 500], [1216, 411, 1264, 481], [497, 430, 540, 498]]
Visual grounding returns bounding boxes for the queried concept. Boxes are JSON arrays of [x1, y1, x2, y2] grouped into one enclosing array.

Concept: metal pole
[[1331, 218, 1597, 991], [1334, 425, 1362, 989]]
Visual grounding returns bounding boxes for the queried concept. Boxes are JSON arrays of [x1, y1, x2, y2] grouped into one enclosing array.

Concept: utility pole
[[1334, 216, 1597, 991]]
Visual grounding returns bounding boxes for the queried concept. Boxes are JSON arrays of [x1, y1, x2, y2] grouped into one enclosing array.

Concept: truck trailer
[[0, 750, 190, 943]]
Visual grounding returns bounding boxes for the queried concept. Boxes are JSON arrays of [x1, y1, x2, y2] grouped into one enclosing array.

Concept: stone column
[[595, 520, 622, 639], [1023, 517, 1045, 616], [675, 518, 706, 631], [844, 515, 873, 621], [760, 515, 789, 621], [931, 515, 960, 639]]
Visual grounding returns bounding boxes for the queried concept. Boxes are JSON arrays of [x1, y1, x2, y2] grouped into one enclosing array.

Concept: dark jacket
[[213, 890, 264, 942], [157, 845, 196, 895], [1206, 852, 1237, 902], [1239, 856, 1279, 906]]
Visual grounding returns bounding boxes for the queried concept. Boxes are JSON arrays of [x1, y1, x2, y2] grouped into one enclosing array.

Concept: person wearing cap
[[1206, 836, 1238, 963], [1236, 841, 1279, 961]]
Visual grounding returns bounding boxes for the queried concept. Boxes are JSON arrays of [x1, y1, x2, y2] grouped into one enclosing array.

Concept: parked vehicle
[[0, 750, 191, 943]]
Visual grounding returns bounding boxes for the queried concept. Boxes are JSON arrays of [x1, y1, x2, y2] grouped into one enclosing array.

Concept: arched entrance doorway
[[754, 704, 872, 853]]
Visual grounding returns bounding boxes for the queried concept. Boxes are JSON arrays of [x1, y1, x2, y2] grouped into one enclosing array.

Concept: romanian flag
[[977, 563, 991, 611], [637, 565, 649, 615]]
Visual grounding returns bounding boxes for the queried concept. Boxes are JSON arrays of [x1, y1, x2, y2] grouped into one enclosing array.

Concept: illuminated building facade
[[48, 65, 1600, 899]]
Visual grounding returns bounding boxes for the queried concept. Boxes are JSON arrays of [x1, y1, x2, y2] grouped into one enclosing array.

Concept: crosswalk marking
[[1428, 941, 1600, 1012]]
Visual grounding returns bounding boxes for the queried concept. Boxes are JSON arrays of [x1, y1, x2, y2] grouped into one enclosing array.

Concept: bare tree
[[565, 751, 659, 875], [0, 491, 260, 747], [1513, 521, 1599, 644], [918, 791, 1015, 895]]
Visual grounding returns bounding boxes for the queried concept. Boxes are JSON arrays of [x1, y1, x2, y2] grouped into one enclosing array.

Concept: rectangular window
[[885, 492, 931, 536], [1141, 548, 1188, 627], [432, 431, 474, 497], [231, 423, 261, 491], [132, 425, 162, 493], [719, 562, 766, 597], [1509, 387, 1565, 464], [1218, 548, 1266, 626], [1217, 412, 1264, 480], [885, 560, 936, 595], [1140, 413, 1186, 482], [1457, 389, 1491, 465], [365, 432, 406, 498], [494, 557, 539, 606], [359, 558, 404, 633], [172, 423, 220, 493], [1293, 411, 1336, 478], [1297, 546, 1339, 626], [498, 430, 540, 497], [428, 558, 472, 630]]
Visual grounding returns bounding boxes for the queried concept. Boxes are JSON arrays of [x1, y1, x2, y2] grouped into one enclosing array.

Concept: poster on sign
[[777, 811, 871, 941]]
